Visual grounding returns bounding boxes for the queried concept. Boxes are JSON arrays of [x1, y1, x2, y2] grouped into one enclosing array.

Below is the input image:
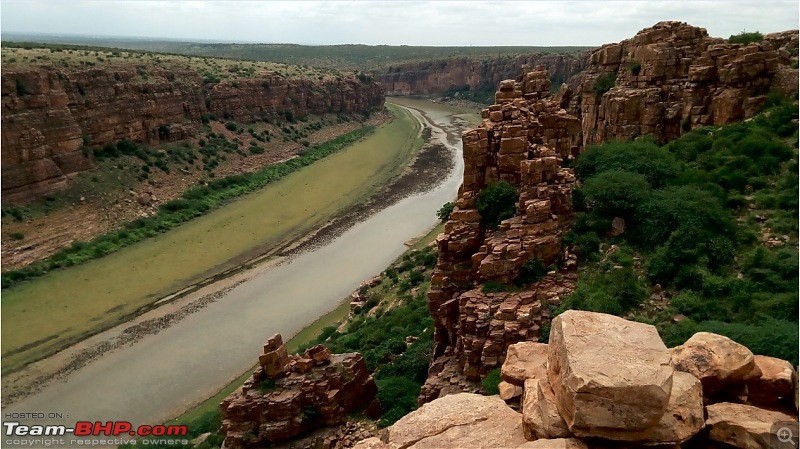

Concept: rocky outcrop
[[574, 21, 799, 145], [352, 393, 527, 449], [1, 65, 384, 202], [422, 67, 581, 402], [376, 53, 588, 96], [355, 312, 798, 449], [219, 334, 379, 449], [421, 20, 799, 409]]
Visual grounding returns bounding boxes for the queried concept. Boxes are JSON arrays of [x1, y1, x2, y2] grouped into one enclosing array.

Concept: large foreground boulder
[[352, 393, 527, 449], [547, 310, 673, 438], [706, 402, 798, 448]]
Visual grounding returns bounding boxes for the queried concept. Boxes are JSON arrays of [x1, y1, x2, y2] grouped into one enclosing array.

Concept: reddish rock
[[220, 334, 377, 449], [670, 332, 758, 396], [2, 65, 384, 202], [746, 355, 796, 407]]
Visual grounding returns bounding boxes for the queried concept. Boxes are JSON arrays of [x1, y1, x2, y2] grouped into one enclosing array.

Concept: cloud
[[1, 1, 797, 46]]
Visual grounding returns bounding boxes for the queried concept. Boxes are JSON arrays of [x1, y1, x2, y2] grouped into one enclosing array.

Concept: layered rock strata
[[2, 66, 384, 202], [574, 21, 799, 145], [219, 334, 379, 449]]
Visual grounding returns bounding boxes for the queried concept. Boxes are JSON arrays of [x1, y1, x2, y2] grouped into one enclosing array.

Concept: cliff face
[[422, 22, 798, 404], [424, 70, 581, 402], [1, 66, 384, 202], [574, 22, 799, 146], [375, 53, 588, 96]]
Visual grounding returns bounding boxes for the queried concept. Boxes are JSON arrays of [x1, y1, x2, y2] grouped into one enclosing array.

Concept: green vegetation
[[437, 201, 455, 223], [6, 37, 591, 71], [2, 103, 423, 374], [593, 71, 617, 97], [729, 31, 764, 45], [2, 127, 374, 289], [629, 61, 642, 76], [300, 245, 438, 427], [562, 99, 799, 364], [481, 368, 502, 395], [476, 181, 518, 229]]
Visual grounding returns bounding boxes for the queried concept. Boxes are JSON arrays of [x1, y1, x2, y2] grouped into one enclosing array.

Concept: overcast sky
[[1, 1, 798, 46]]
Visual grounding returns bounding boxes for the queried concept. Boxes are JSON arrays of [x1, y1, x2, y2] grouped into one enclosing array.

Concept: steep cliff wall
[[375, 53, 588, 96], [574, 22, 799, 145], [1, 65, 384, 202]]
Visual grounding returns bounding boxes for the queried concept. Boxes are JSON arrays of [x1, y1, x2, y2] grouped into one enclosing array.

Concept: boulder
[[499, 381, 524, 401], [616, 371, 706, 444], [381, 393, 527, 449], [502, 341, 549, 386], [670, 332, 757, 394], [746, 355, 796, 407], [547, 310, 673, 438], [515, 438, 588, 449], [522, 377, 571, 440], [706, 402, 798, 449]]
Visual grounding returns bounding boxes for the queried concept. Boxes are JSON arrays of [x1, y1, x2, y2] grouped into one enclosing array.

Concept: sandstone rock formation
[[219, 334, 378, 449], [377, 53, 588, 97], [670, 331, 758, 397], [574, 21, 799, 146], [422, 21, 798, 410], [352, 393, 527, 449], [422, 67, 581, 402], [2, 66, 384, 202], [547, 311, 674, 439], [746, 355, 797, 407], [501, 341, 548, 386], [354, 312, 798, 449], [706, 402, 798, 449]]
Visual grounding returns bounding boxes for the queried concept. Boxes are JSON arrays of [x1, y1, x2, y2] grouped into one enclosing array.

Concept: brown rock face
[[424, 68, 581, 401], [2, 66, 384, 202], [746, 355, 797, 407], [706, 402, 799, 449], [574, 21, 799, 146], [547, 310, 674, 439], [670, 331, 758, 396], [353, 393, 527, 449], [522, 377, 572, 440], [220, 334, 378, 449], [501, 341, 548, 386], [376, 53, 588, 96]]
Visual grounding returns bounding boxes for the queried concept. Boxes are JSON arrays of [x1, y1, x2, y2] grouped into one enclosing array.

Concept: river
[[0, 98, 475, 447]]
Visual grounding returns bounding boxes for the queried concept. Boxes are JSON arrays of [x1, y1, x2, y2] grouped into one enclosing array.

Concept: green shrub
[[481, 368, 502, 395], [437, 201, 455, 223], [515, 258, 548, 285], [481, 280, 509, 293], [728, 31, 764, 45], [10, 232, 24, 241], [593, 71, 616, 97], [476, 181, 517, 229], [225, 122, 237, 131], [629, 61, 641, 76]]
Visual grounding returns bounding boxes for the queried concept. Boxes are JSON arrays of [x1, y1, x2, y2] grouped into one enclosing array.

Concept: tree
[[437, 202, 455, 223], [476, 181, 517, 229]]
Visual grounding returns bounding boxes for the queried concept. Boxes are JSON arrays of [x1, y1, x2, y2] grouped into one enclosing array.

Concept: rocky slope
[[1, 62, 384, 202], [573, 22, 799, 145], [354, 311, 798, 449], [376, 52, 588, 96], [422, 21, 798, 405], [220, 334, 380, 449]]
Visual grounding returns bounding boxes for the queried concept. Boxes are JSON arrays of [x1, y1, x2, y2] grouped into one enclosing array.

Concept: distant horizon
[[0, 31, 597, 48], [1, 1, 797, 47]]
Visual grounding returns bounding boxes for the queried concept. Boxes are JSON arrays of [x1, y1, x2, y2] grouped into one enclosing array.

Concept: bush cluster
[[562, 98, 798, 363]]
